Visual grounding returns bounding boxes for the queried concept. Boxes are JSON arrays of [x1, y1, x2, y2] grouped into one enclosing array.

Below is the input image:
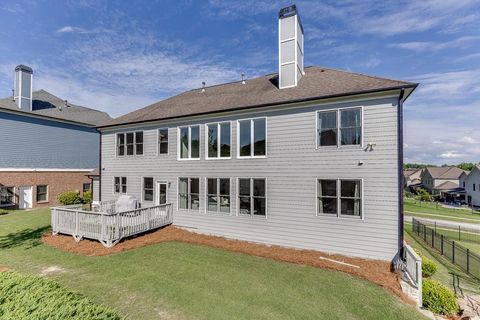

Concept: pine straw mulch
[[42, 226, 413, 305]]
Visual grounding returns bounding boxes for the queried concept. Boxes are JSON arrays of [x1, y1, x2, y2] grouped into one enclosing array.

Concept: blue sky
[[0, 0, 479, 164]]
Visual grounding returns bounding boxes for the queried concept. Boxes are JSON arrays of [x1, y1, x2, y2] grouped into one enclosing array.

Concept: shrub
[[83, 190, 92, 204], [0, 209, 9, 215], [58, 190, 82, 205], [416, 188, 432, 202], [422, 279, 459, 315], [422, 256, 437, 277], [0, 271, 120, 319]]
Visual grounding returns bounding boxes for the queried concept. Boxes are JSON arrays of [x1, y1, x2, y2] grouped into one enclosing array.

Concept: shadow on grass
[[0, 226, 50, 249]]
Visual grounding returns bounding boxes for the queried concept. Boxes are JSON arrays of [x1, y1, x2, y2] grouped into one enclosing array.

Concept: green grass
[[404, 223, 480, 295], [404, 198, 480, 223], [0, 208, 426, 320]]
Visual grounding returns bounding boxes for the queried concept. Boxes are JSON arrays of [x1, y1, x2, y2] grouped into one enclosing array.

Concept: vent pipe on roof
[[278, 5, 304, 89], [201, 81, 206, 93], [13, 65, 33, 111], [241, 73, 246, 84]]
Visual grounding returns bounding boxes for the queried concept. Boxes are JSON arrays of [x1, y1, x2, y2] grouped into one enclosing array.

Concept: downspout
[[98, 129, 102, 202], [397, 89, 405, 256]]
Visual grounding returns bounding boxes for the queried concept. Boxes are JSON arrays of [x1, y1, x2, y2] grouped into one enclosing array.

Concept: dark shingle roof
[[101, 66, 417, 128], [425, 167, 466, 180], [0, 89, 111, 126]]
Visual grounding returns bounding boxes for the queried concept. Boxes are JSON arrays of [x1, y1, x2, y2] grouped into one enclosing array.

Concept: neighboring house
[[0, 65, 111, 209], [459, 171, 469, 190], [420, 167, 465, 194], [96, 6, 417, 261], [404, 169, 423, 188], [465, 165, 480, 206]]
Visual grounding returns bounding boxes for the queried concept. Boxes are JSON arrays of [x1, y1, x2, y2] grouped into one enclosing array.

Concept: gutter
[[96, 84, 418, 129]]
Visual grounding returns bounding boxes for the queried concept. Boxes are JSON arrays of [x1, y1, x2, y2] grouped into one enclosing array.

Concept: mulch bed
[[42, 226, 413, 305]]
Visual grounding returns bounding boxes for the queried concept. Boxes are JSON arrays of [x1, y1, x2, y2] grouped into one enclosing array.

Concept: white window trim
[[315, 106, 364, 150], [115, 130, 145, 157], [142, 176, 154, 203], [177, 177, 201, 211], [236, 117, 268, 159], [204, 177, 232, 215], [177, 125, 201, 161], [236, 177, 268, 218], [315, 178, 364, 220], [113, 176, 127, 195], [205, 121, 232, 160], [155, 180, 169, 205], [157, 128, 169, 156], [36, 184, 49, 203]]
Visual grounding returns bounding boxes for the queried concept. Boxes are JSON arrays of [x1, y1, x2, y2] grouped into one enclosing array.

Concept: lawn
[[0, 208, 426, 320], [404, 198, 480, 224]]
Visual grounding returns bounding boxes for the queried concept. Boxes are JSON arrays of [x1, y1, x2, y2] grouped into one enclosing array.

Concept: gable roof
[[424, 167, 465, 180], [434, 180, 459, 190], [0, 90, 111, 126], [100, 66, 417, 128]]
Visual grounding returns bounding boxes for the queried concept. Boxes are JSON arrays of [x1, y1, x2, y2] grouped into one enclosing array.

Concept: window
[[116, 132, 143, 156], [238, 118, 266, 158], [474, 184, 476, 191], [158, 128, 169, 154], [178, 178, 200, 210], [463, 181, 466, 188], [317, 108, 362, 147], [207, 178, 230, 213], [238, 178, 266, 216], [206, 122, 231, 158], [179, 126, 200, 159], [317, 179, 362, 218], [114, 177, 127, 194], [143, 177, 154, 201], [36, 185, 48, 202], [0, 187, 14, 206], [83, 183, 91, 193]]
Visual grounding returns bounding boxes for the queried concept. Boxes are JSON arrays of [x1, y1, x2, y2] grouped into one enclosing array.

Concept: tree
[[457, 162, 476, 171], [416, 188, 432, 202]]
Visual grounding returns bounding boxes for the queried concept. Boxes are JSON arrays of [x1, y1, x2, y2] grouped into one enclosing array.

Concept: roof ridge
[[320, 66, 415, 85]]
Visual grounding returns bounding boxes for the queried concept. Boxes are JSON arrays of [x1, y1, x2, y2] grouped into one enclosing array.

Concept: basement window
[[317, 179, 362, 218], [238, 178, 266, 216], [178, 178, 200, 210], [143, 177, 154, 202], [114, 177, 127, 194], [206, 178, 230, 213]]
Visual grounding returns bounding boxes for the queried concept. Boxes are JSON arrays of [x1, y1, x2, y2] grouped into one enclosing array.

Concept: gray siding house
[[97, 6, 417, 261], [0, 65, 111, 208]]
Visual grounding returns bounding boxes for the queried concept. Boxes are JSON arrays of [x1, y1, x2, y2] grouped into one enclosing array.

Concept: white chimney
[[14, 65, 33, 111], [278, 5, 304, 89]]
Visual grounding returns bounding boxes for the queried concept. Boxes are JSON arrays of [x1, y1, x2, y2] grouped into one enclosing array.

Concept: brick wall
[[0, 171, 92, 208]]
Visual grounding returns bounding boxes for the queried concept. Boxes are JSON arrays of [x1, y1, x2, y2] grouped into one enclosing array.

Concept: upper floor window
[[238, 178, 266, 216], [179, 126, 200, 160], [317, 108, 362, 147], [117, 132, 143, 156], [0, 186, 14, 206], [207, 178, 230, 213], [114, 177, 127, 194], [158, 128, 169, 155], [317, 179, 362, 218], [179, 178, 200, 210], [238, 118, 266, 158], [143, 177, 154, 201], [207, 122, 231, 159]]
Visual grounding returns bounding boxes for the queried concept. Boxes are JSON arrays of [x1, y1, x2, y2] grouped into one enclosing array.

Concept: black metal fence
[[412, 218, 480, 280]]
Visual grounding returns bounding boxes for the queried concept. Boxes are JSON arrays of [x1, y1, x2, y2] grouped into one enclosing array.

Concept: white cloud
[[56, 26, 111, 34], [440, 151, 465, 159], [389, 36, 480, 52], [459, 136, 478, 144]]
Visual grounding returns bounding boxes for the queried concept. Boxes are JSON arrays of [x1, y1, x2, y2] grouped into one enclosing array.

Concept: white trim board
[[0, 168, 95, 172]]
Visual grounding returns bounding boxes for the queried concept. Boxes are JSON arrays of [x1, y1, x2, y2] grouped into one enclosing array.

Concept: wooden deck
[[51, 203, 173, 247]]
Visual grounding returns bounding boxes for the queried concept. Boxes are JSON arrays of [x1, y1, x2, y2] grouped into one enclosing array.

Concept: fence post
[[452, 241, 455, 263], [459, 226, 461, 241], [75, 210, 79, 237], [467, 249, 470, 274], [441, 234, 444, 255], [434, 221, 437, 233], [432, 228, 434, 247]]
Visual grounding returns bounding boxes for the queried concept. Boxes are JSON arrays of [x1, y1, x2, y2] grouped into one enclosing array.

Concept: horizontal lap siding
[[101, 97, 399, 260]]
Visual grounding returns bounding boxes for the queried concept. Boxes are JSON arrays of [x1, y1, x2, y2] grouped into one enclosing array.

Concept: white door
[[18, 186, 33, 209], [155, 182, 168, 205]]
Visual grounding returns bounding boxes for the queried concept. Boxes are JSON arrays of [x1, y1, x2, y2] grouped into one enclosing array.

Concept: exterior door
[[155, 182, 168, 205], [18, 186, 33, 209]]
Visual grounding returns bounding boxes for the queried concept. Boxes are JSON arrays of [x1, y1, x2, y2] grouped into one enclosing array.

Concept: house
[[0, 65, 111, 209], [96, 5, 417, 261], [420, 166, 466, 202], [404, 169, 423, 188], [465, 165, 480, 206]]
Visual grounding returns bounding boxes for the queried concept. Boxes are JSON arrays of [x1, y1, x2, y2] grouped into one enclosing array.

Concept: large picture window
[[36, 185, 48, 202], [114, 177, 127, 194], [317, 108, 362, 147], [143, 177, 154, 201], [238, 118, 266, 158], [158, 128, 169, 154], [117, 132, 143, 156], [178, 178, 200, 210], [207, 178, 230, 213], [238, 178, 266, 216], [317, 179, 362, 218], [0, 187, 14, 206], [206, 122, 231, 159], [179, 126, 200, 159]]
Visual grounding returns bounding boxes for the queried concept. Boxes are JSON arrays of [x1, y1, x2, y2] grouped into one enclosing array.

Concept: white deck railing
[[51, 203, 173, 247]]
